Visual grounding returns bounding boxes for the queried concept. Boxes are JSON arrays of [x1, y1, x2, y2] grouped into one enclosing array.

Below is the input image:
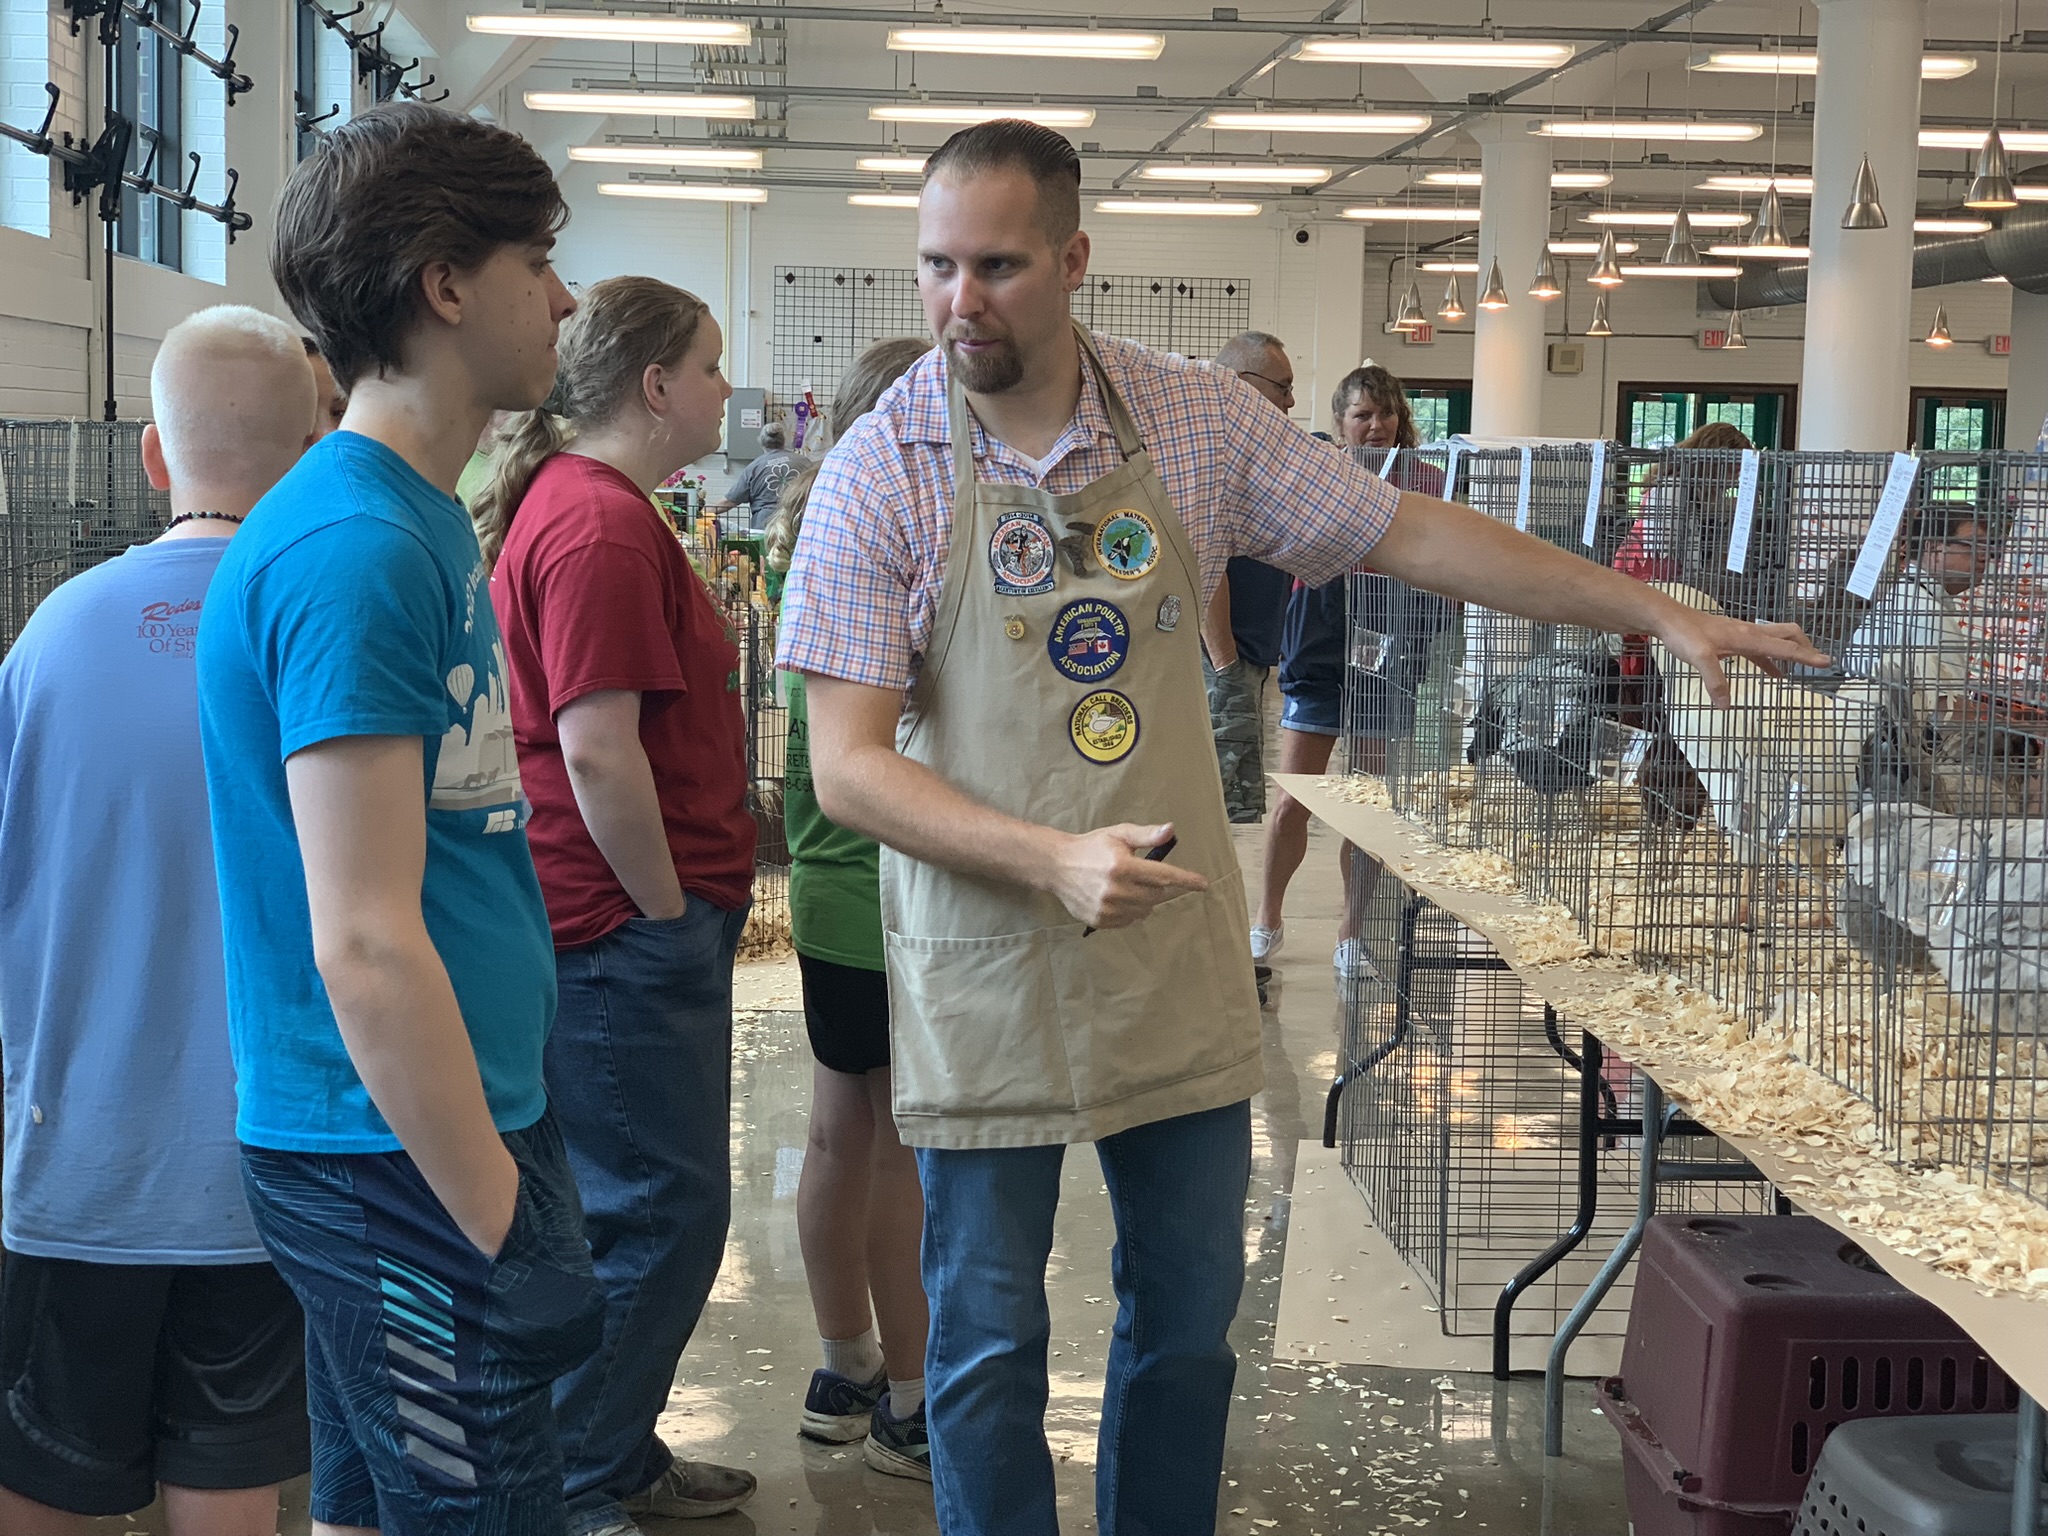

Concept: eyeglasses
[[1238, 369, 1296, 399]]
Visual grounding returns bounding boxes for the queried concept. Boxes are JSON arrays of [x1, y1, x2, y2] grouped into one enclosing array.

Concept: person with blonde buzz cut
[[0, 303, 318, 1536]]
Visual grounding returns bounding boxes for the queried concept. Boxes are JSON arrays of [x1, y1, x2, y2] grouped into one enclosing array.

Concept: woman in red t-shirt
[[472, 277, 759, 1525]]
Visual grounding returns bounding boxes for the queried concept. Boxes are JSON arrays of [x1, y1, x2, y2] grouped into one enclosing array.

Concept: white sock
[[821, 1328, 884, 1383], [888, 1376, 926, 1419]]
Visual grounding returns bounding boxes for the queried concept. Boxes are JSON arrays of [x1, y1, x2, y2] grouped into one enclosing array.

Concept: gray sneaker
[[623, 1460, 759, 1520]]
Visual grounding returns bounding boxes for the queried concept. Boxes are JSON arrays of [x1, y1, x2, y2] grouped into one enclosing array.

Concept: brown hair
[[1331, 364, 1419, 449], [924, 119, 1083, 244], [1643, 419, 1754, 495], [473, 276, 711, 570], [765, 336, 926, 574], [271, 102, 568, 393]]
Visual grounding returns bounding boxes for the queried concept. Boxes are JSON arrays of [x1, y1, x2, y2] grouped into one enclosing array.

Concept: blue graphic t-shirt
[[0, 538, 263, 1261], [198, 432, 555, 1151]]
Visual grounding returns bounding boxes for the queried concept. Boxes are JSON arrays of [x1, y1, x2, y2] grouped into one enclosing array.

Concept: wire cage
[[1335, 873, 1770, 1337], [0, 420, 168, 655], [1349, 442, 2048, 1214]]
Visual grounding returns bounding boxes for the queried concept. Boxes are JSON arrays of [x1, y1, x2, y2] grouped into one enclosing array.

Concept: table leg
[[2015, 1390, 2043, 1536], [1544, 1078, 1667, 1459]]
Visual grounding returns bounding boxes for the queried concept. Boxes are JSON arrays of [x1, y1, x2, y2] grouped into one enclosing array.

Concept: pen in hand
[[1082, 836, 1179, 937]]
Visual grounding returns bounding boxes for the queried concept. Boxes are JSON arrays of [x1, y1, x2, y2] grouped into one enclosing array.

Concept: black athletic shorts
[[798, 950, 892, 1075], [0, 1249, 311, 1516]]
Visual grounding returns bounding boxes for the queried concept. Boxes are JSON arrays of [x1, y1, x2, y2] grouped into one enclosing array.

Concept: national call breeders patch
[[1069, 689, 1139, 764]]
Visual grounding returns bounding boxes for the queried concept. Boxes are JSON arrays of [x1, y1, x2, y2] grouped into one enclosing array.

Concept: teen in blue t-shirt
[[194, 102, 605, 1531]]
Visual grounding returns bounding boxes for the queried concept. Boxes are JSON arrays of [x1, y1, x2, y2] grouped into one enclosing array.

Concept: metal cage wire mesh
[[1351, 442, 2048, 1222]]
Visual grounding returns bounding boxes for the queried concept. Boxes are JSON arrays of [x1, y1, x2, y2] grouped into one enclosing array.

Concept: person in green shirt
[[767, 336, 933, 1480]]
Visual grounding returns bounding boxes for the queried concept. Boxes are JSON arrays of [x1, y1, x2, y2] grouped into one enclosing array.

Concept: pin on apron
[[881, 326, 1264, 1150]]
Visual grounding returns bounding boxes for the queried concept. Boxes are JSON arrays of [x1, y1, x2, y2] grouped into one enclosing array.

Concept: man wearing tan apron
[[778, 122, 1826, 1535]]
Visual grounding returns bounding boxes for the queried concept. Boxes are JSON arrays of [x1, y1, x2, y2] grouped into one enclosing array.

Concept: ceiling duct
[[1705, 208, 2048, 308]]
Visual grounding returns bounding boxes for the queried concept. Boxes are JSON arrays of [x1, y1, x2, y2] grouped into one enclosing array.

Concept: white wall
[[0, 0, 298, 419]]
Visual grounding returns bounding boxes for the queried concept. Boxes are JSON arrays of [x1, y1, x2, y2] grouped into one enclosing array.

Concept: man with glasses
[[1844, 503, 2000, 726], [1201, 331, 1300, 824]]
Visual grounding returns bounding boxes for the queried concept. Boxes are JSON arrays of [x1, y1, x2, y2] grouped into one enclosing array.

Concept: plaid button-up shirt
[[776, 331, 1402, 691]]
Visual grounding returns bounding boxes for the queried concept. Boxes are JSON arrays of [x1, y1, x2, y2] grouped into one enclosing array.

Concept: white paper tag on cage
[[1725, 450, 1762, 574], [1595, 720, 1655, 785], [1514, 446, 1535, 530], [1350, 628, 1393, 674], [1444, 444, 1465, 501], [1379, 446, 1400, 481], [1845, 452, 1920, 599], [1581, 441, 1607, 547]]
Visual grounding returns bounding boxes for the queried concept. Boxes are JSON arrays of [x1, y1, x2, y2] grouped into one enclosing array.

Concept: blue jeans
[[916, 1099, 1252, 1536], [240, 1112, 605, 1534], [547, 896, 748, 1531]]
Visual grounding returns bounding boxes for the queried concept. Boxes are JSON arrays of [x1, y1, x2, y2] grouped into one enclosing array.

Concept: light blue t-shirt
[[0, 537, 262, 1262], [198, 432, 556, 1152]]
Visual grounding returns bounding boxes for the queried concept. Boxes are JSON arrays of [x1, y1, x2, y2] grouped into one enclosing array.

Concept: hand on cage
[[1650, 596, 1830, 708]]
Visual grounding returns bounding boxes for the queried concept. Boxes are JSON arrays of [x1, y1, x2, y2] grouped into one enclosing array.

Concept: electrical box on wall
[[1548, 342, 1585, 375], [726, 387, 768, 463]]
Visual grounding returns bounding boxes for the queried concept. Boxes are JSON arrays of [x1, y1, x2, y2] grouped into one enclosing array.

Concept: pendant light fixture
[[1662, 210, 1705, 267], [1586, 291, 1614, 336], [1842, 153, 1889, 228], [1439, 272, 1468, 322], [1478, 258, 1510, 310], [1925, 303, 1954, 347], [1966, 130, 2019, 209], [1394, 279, 1427, 330], [1529, 244, 1563, 299], [1590, 227, 1626, 285], [1723, 307, 1748, 349], [1747, 181, 1801, 254]]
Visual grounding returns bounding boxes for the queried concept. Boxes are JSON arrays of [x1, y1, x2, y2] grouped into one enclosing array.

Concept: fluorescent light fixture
[[568, 145, 764, 169], [1203, 110, 1430, 133], [1421, 169, 1613, 189], [1547, 239, 1639, 254], [1984, 273, 2012, 283], [1419, 260, 1480, 273], [1340, 205, 1484, 222], [1094, 198, 1262, 217], [1707, 241, 1811, 258], [1620, 261, 1744, 278], [1913, 216, 1994, 233], [1141, 164, 1331, 185], [1297, 39, 1573, 67], [886, 27, 1164, 60], [1922, 128, 2048, 152], [1534, 119, 1763, 142], [1690, 49, 1975, 79], [1582, 210, 1751, 228], [2015, 185, 2048, 201], [848, 192, 920, 208], [856, 155, 928, 174], [870, 104, 1095, 128], [599, 181, 767, 203], [1697, 174, 1815, 195], [469, 13, 751, 45], [526, 91, 756, 118]]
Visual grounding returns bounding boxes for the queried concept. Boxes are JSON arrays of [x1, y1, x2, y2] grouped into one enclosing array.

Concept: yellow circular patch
[[1069, 689, 1140, 764], [1092, 510, 1161, 581]]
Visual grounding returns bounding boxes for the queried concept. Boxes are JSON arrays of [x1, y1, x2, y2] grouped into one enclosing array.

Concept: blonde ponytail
[[474, 409, 574, 570], [764, 459, 821, 574]]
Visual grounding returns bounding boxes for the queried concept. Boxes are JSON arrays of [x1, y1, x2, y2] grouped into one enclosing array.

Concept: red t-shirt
[[492, 452, 756, 948]]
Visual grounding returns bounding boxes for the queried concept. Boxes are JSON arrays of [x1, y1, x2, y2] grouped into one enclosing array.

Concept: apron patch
[[1156, 593, 1183, 632], [1003, 614, 1028, 641], [1046, 598, 1130, 684], [1069, 689, 1140, 763], [1056, 520, 1097, 577], [1094, 511, 1160, 581], [989, 511, 1056, 596]]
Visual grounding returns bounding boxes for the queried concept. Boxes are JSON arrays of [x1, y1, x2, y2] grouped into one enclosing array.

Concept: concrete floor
[[101, 817, 1630, 1536]]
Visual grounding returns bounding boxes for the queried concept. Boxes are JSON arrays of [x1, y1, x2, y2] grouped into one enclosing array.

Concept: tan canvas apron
[[881, 326, 1264, 1150]]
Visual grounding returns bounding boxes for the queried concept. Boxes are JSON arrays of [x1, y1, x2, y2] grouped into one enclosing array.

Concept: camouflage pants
[[1204, 656, 1269, 824]]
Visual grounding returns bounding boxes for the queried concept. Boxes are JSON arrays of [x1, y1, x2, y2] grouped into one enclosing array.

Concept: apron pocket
[[885, 927, 1076, 1118], [1048, 886, 1259, 1109]]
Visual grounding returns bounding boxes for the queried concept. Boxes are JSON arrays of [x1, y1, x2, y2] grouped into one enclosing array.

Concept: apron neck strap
[[943, 322, 1148, 506]]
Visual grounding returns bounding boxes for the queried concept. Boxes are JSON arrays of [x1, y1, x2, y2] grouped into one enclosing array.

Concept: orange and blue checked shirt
[[775, 330, 1404, 692]]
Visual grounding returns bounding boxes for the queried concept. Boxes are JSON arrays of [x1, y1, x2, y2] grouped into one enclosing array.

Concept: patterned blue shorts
[[241, 1112, 604, 1534]]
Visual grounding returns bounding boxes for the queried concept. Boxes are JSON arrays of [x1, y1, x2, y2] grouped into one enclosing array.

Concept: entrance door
[[1618, 386, 1793, 449]]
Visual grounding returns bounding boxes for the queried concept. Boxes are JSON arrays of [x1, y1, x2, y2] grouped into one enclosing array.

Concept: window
[[1, 0, 52, 236], [115, 0, 182, 270], [1618, 387, 1793, 450], [295, 0, 354, 161], [1912, 391, 2006, 506], [1400, 381, 1472, 444]]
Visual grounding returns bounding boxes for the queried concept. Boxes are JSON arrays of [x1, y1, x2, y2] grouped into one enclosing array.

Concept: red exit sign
[[1404, 322, 1434, 345], [1988, 333, 2013, 356], [1698, 327, 1729, 349]]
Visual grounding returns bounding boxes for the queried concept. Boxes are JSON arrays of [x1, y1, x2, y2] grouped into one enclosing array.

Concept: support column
[[1471, 119, 1552, 438], [1307, 221, 1365, 429], [1800, 0, 1924, 450], [2005, 287, 2048, 448]]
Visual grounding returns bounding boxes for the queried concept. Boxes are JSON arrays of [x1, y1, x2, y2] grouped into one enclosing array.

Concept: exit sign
[[1697, 328, 1730, 349], [1404, 322, 1434, 345], [1988, 333, 2013, 356]]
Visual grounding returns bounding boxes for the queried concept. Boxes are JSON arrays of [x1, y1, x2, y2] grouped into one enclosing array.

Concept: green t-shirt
[[783, 672, 884, 969], [455, 447, 494, 510]]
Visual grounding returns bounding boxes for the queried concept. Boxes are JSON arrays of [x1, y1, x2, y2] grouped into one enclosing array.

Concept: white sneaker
[[1250, 924, 1285, 962], [1334, 938, 1381, 983]]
